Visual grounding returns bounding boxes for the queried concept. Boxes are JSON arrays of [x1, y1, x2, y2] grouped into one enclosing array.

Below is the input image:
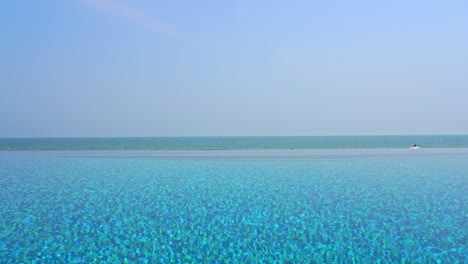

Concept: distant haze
[[1, 0, 467, 137]]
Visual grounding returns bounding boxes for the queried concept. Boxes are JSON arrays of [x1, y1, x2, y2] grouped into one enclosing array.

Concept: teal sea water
[[1, 137, 467, 263], [1, 135, 468, 150]]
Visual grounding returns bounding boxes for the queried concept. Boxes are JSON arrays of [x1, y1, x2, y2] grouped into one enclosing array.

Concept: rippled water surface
[[1, 149, 466, 263]]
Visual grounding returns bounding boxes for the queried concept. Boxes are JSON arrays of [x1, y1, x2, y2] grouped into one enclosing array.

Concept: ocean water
[[1, 135, 468, 150], [0, 149, 466, 263]]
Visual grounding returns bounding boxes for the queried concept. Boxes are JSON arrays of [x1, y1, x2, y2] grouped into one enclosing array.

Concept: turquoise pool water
[[0, 149, 466, 263]]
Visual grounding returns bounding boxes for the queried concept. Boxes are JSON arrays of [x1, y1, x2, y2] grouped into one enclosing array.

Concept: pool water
[[0, 149, 466, 263]]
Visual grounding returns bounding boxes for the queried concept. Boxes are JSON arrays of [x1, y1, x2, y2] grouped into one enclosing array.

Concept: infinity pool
[[1, 149, 466, 263]]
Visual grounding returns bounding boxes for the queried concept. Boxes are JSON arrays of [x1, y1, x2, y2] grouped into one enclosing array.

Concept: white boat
[[409, 145, 421, 149]]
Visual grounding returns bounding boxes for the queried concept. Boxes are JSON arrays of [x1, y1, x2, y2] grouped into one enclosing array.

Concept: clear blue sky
[[1, 0, 467, 137]]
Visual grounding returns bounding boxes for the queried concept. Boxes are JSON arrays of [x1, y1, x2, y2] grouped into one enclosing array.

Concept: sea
[[0, 135, 467, 263], [1, 135, 468, 151]]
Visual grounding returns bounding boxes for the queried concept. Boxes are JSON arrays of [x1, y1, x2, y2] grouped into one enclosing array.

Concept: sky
[[1, 0, 467, 137]]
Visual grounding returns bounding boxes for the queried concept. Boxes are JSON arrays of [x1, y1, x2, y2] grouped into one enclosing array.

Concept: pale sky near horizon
[[1, 0, 467, 137]]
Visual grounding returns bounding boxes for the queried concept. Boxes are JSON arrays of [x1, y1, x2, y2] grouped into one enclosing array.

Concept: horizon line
[[1, 134, 467, 139]]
